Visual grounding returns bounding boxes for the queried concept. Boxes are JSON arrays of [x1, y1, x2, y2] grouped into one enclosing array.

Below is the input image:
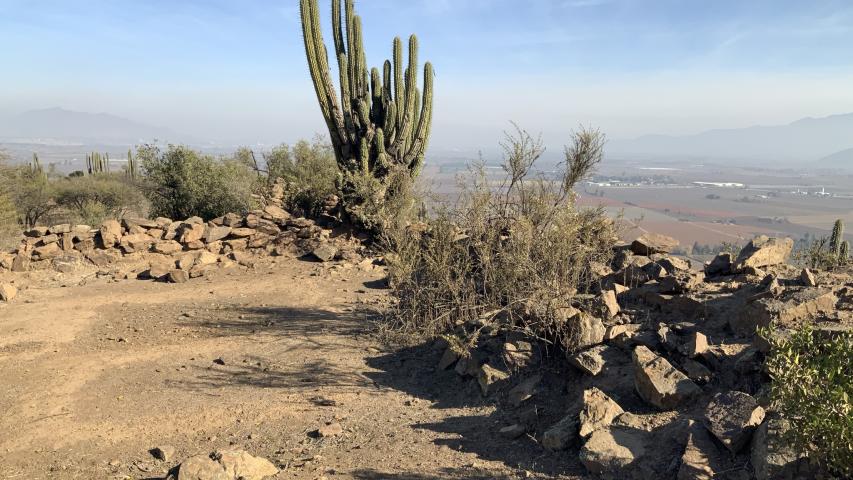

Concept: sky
[[1, 0, 852, 150]]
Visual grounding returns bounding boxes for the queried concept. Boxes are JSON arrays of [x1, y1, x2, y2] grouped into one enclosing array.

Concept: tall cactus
[[86, 152, 110, 175], [830, 219, 844, 255], [30, 153, 43, 176], [299, 0, 434, 202], [126, 149, 138, 180]]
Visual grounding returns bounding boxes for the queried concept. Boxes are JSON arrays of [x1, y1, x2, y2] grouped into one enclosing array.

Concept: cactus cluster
[[29, 153, 43, 176], [86, 152, 110, 175], [126, 149, 138, 180], [299, 0, 434, 183], [830, 219, 849, 266]]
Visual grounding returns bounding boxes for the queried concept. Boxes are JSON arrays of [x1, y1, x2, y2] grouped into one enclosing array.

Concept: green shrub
[[54, 174, 146, 225], [762, 324, 852, 476], [138, 144, 255, 220], [382, 125, 618, 350], [0, 158, 55, 228], [255, 139, 339, 217]]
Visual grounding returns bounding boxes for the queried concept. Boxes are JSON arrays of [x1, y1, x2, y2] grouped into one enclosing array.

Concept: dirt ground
[[0, 256, 583, 480]]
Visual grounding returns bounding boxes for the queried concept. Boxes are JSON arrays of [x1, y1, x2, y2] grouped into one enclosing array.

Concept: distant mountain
[[0, 107, 181, 145], [820, 147, 853, 167], [608, 113, 853, 164]]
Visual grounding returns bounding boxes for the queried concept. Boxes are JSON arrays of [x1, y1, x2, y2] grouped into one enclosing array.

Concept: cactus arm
[[393, 37, 404, 131], [404, 62, 434, 172]]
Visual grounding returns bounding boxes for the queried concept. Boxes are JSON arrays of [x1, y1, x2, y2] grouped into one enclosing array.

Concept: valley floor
[[0, 257, 579, 479]]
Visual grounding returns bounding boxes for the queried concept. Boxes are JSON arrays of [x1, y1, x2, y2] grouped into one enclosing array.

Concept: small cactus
[[840, 240, 850, 265], [126, 149, 138, 180], [830, 219, 844, 256]]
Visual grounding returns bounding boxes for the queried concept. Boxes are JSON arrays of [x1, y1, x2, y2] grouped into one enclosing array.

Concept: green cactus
[[30, 153, 43, 175], [86, 152, 110, 175], [299, 0, 434, 221], [840, 240, 850, 265], [830, 219, 844, 255], [126, 149, 138, 180]]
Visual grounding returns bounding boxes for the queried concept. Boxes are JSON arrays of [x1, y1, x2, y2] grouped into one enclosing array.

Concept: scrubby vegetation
[[762, 324, 853, 476], [381, 125, 618, 354], [795, 219, 850, 269]]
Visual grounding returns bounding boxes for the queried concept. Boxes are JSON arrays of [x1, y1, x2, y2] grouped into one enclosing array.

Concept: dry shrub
[[381, 124, 618, 353]]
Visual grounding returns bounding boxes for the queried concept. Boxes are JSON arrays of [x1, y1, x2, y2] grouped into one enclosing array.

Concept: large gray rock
[[568, 344, 611, 376], [633, 345, 700, 410], [733, 236, 793, 272], [703, 391, 765, 453], [631, 233, 679, 255], [566, 312, 606, 351], [542, 411, 580, 451], [579, 426, 649, 476], [751, 415, 812, 480], [204, 225, 232, 243], [177, 454, 230, 480], [579, 387, 624, 438], [119, 233, 155, 253], [177, 223, 205, 244], [476, 363, 509, 396], [177, 450, 278, 480], [733, 289, 838, 334]]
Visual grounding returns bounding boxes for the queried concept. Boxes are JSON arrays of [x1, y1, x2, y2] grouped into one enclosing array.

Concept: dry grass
[[380, 125, 619, 355]]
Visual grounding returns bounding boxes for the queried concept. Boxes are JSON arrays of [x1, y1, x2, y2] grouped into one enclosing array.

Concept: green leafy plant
[[299, 0, 434, 230], [137, 144, 255, 220], [54, 175, 146, 225], [761, 324, 852, 476]]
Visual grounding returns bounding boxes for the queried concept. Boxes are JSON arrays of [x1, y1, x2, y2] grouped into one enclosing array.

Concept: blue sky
[[1, 0, 852, 148]]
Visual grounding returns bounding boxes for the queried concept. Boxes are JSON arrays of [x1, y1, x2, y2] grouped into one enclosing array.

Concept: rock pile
[[0, 205, 365, 287], [433, 232, 849, 479]]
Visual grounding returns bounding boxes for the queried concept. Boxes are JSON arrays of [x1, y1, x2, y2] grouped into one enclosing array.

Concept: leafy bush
[[138, 144, 255, 220], [0, 159, 55, 228], [54, 174, 146, 225], [382, 125, 618, 351], [250, 138, 339, 217], [762, 324, 852, 476]]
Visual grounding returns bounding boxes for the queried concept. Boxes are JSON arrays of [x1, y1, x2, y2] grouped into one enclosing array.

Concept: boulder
[[32, 242, 62, 260], [262, 205, 289, 222], [507, 373, 541, 407], [48, 223, 71, 234], [196, 251, 219, 266], [150, 445, 176, 462], [579, 387, 624, 438], [205, 226, 232, 243], [681, 359, 712, 383], [0, 283, 17, 302], [799, 268, 817, 287], [177, 454, 229, 480], [12, 254, 30, 272], [177, 223, 205, 244], [631, 233, 679, 256], [215, 449, 279, 480], [632, 345, 700, 410], [579, 426, 648, 475], [230, 251, 255, 268], [229, 227, 256, 238], [703, 391, 765, 453], [732, 236, 793, 272], [24, 226, 48, 237], [568, 344, 611, 376], [567, 312, 606, 351], [705, 252, 733, 276], [657, 256, 690, 272], [751, 415, 812, 480], [168, 269, 190, 284], [119, 233, 155, 253], [679, 332, 708, 358], [39, 234, 59, 245], [153, 240, 183, 255], [311, 244, 338, 262], [599, 290, 620, 318], [677, 421, 724, 480], [733, 289, 838, 334], [542, 412, 580, 451], [221, 213, 243, 227], [499, 423, 527, 440], [477, 363, 510, 396]]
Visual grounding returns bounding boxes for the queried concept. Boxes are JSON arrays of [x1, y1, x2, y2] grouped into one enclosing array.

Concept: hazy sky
[[1, 0, 853, 149]]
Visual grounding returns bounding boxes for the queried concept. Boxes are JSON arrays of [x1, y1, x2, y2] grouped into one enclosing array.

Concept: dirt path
[[0, 258, 578, 479]]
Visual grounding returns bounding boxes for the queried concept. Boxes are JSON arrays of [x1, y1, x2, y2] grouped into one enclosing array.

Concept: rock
[[705, 252, 733, 276], [317, 422, 344, 437], [229, 227, 256, 238], [177, 223, 205, 243], [0, 283, 17, 302], [122, 217, 159, 229], [659, 271, 704, 294], [679, 332, 708, 358], [119, 233, 155, 253], [24, 226, 48, 237], [542, 412, 579, 451], [502, 339, 537, 369], [507, 373, 541, 406], [579, 387, 624, 438], [39, 233, 59, 245], [49, 223, 71, 234], [499, 424, 526, 439], [732, 236, 793, 272], [177, 454, 230, 480], [196, 251, 219, 266], [176, 253, 195, 271], [734, 289, 838, 334], [567, 312, 606, 350], [151, 445, 176, 462], [568, 344, 611, 376], [658, 256, 690, 272], [477, 363, 510, 396], [230, 251, 255, 268], [205, 226, 232, 243], [222, 213, 243, 227], [703, 391, 765, 453], [148, 261, 174, 280], [579, 426, 648, 475], [154, 240, 183, 254], [262, 205, 289, 222], [751, 415, 812, 480], [799, 268, 817, 287], [168, 269, 190, 284], [437, 348, 459, 370], [32, 242, 61, 260], [681, 359, 712, 383], [311, 244, 338, 262], [605, 324, 642, 342], [599, 290, 620, 318], [215, 449, 279, 480], [633, 345, 700, 410], [631, 233, 679, 255], [678, 421, 724, 480]]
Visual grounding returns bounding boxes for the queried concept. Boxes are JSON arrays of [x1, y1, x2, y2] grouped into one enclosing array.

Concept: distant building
[[692, 181, 745, 188]]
